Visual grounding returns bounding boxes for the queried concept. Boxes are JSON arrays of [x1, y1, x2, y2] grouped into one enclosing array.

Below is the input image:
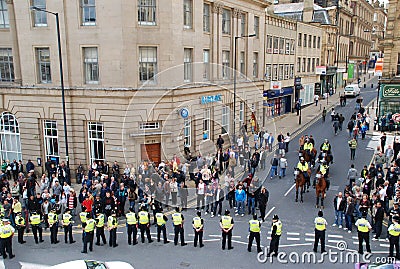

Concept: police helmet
[[272, 214, 279, 220], [318, 210, 323, 217], [300, 157, 305, 161], [324, 139, 328, 143], [16, 211, 22, 216], [51, 209, 57, 213], [224, 209, 230, 215], [175, 207, 181, 213], [86, 212, 92, 218], [2, 218, 9, 223], [361, 211, 368, 218], [253, 214, 258, 220], [196, 211, 201, 217], [394, 216, 400, 222]]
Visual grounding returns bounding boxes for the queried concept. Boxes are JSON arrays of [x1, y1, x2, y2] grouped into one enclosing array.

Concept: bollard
[[364, 84, 366, 88], [369, 74, 371, 79], [371, 84, 373, 88], [364, 77, 366, 82], [320, 103, 322, 110], [367, 107, 370, 114]]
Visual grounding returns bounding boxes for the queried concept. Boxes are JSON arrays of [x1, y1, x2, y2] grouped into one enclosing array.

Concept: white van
[[344, 84, 361, 97]]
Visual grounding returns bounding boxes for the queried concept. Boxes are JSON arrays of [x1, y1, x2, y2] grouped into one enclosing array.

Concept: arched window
[[0, 112, 22, 162]]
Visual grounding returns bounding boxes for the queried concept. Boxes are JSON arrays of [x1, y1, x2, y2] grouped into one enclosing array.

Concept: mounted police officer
[[314, 161, 330, 190], [297, 157, 310, 185], [319, 139, 333, 164]]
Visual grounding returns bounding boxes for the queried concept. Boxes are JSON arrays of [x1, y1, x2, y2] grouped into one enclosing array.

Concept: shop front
[[263, 87, 294, 118], [318, 66, 337, 95], [378, 81, 400, 131]]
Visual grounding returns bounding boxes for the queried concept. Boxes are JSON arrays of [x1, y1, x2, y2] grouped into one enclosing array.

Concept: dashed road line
[[327, 234, 343, 238], [265, 207, 276, 219], [287, 238, 300, 241], [380, 244, 390, 248], [284, 184, 296, 197], [287, 232, 300, 236]]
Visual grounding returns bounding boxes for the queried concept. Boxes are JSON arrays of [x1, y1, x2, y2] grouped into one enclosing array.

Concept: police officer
[[320, 139, 332, 154], [388, 215, 400, 259], [126, 207, 138, 245], [48, 209, 59, 244], [79, 211, 87, 243], [248, 214, 262, 253], [314, 161, 330, 190], [387, 202, 400, 240], [81, 213, 95, 253], [0, 219, 14, 259], [107, 211, 119, 247], [155, 210, 169, 244], [62, 208, 75, 244], [15, 212, 26, 244], [267, 214, 282, 257], [95, 211, 107, 246], [355, 211, 372, 254], [192, 211, 204, 248], [304, 139, 314, 159], [297, 157, 310, 184], [138, 206, 153, 243], [29, 211, 44, 244], [220, 209, 234, 250], [172, 207, 186, 246], [313, 210, 327, 253]]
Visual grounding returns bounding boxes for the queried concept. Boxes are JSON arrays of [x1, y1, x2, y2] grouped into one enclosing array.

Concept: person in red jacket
[[82, 195, 93, 216]]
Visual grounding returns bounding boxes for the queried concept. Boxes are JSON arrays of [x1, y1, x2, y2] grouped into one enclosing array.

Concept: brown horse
[[294, 168, 311, 203], [315, 171, 327, 209], [318, 152, 333, 164], [299, 148, 317, 167]]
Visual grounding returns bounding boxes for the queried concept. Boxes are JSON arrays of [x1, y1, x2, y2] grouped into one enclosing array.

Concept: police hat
[[394, 216, 400, 222], [86, 212, 92, 218], [318, 210, 323, 217], [253, 214, 258, 220], [129, 207, 134, 212], [196, 211, 201, 217], [51, 209, 56, 213], [224, 209, 230, 215], [273, 214, 279, 220], [362, 211, 368, 218], [16, 212, 22, 215], [2, 218, 9, 223], [175, 207, 180, 212]]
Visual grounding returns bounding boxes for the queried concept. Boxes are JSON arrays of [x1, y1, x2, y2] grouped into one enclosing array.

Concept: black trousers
[[213, 201, 223, 216], [82, 231, 94, 252], [269, 235, 281, 255], [109, 228, 117, 247], [139, 224, 152, 243], [17, 227, 24, 243], [194, 230, 203, 247], [222, 230, 232, 249], [50, 224, 58, 243], [389, 235, 400, 258], [64, 225, 74, 243], [96, 227, 107, 244], [313, 230, 325, 252], [375, 220, 383, 238], [248, 232, 262, 252], [32, 225, 43, 243], [157, 225, 167, 243], [0, 238, 12, 257], [259, 204, 266, 220], [127, 224, 138, 245], [358, 231, 371, 254], [174, 225, 185, 245]]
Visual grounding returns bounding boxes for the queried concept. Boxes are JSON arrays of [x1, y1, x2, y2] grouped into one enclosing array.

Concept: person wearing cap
[[388, 215, 400, 259], [220, 209, 234, 250], [15, 212, 26, 244], [313, 210, 327, 253], [29, 211, 44, 244], [95, 211, 107, 246], [355, 211, 372, 254], [155, 210, 169, 244], [81, 213, 95, 253], [248, 214, 262, 253], [126, 207, 138, 245], [62, 209, 75, 244], [267, 214, 282, 257], [107, 211, 119, 247], [48, 209, 59, 244], [0, 219, 15, 259], [192, 211, 204, 248], [296, 157, 309, 183], [172, 207, 186, 246], [138, 206, 153, 244]]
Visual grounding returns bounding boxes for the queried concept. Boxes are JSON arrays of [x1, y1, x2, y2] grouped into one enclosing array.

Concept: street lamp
[[233, 34, 256, 144], [31, 6, 69, 167]]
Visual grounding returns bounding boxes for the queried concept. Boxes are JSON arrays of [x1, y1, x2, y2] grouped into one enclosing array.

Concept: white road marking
[[188, 234, 195, 237], [231, 239, 265, 248], [287, 238, 300, 241], [209, 234, 221, 238], [353, 241, 359, 244], [20, 262, 50, 269], [378, 239, 386, 242], [279, 243, 312, 248], [327, 234, 343, 238], [116, 232, 123, 234], [169, 233, 175, 236], [284, 184, 296, 197], [374, 251, 390, 254], [380, 244, 390, 248], [305, 233, 315, 237], [305, 238, 315, 242], [185, 238, 220, 244], [287, 232, 300, 236], [265, 207, 276, 219], [232, 235, 241, 238], [352, 236, 358, 240]]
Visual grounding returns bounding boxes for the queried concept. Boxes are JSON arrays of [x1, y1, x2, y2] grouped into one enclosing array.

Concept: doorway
[[140, 143, 161, 165]]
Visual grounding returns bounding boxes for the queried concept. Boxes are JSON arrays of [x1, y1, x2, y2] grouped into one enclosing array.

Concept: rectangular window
[[184, 48, 193, 82], [273, 64, 278, 81], [184, 119, 191, 146], [298, 33, 302, 47], [253, 52, 258, 78], [32, 0, 47, 27], [303, 34, 307, 47], [88, 122, 105, 164], [289, 64, 294, 79], [302, 58, 306, 72], [312, 58, 315, 72], [279, 38, 284, 54], [0, 0, 9, 29], [138, 0, 156, 25], [139, 122, 160, 130], [241, 13, 246, 36], [183, 0, 193, 29], [284, 64, 289, 80], [313, 36, 316, 48], [203, 49, 210, 80], [221, 105, 230, 134], [83, 47, 99, 84], [222, 9, 231, 34], [222, 50, 230, 79], [290, 39, 295, 54], [278, 64, 283, 80], [254, 16, 259, 38], [81, 0, 96, 26], [36, 48, 51, 83], [316, 58, 320, 66], [265, 64, 271, 81], [203, 3, 210, 32], [43, 120, 59, 160], [0, 48, 14, 82], [297, 57, 301, 73], [266, 36, 273, 53], [308, 35, 312, 48], [203, 109, 210, 140], [307, 58, 311, 72], [139, 46, 157, 82], [240, 51, 245, 77], [317, 37, 321, 48], [285, 39, 290, 54], [273, 37, 279, 54], [239, 102, 244, 125]]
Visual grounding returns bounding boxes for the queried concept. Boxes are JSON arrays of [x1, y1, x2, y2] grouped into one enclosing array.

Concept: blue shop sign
[[201, 94, 222, 104], [263, 87, 293, 98]]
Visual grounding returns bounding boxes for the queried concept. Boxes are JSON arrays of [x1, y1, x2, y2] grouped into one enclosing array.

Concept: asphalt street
[[4, 77, 392, 269]]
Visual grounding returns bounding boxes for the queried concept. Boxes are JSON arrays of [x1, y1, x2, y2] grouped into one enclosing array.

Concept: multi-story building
[[368, 1, 386, 63], [0, 0, 269, 172]]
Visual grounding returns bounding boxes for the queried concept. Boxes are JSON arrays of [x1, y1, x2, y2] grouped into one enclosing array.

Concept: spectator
[[344, 197, 354, 233], [333, 192, 346, 228], [269, 155, 279, 179], [235, 184, 246, 217]]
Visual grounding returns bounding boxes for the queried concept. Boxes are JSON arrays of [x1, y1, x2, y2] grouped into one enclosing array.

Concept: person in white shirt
[[284, 133, 290, 153], [196, 180, 206, 211], [237, 136, 243, 152], [314, 94, 319, 106], [279, 156, 288, 178], [263, 132, 269, 150]]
